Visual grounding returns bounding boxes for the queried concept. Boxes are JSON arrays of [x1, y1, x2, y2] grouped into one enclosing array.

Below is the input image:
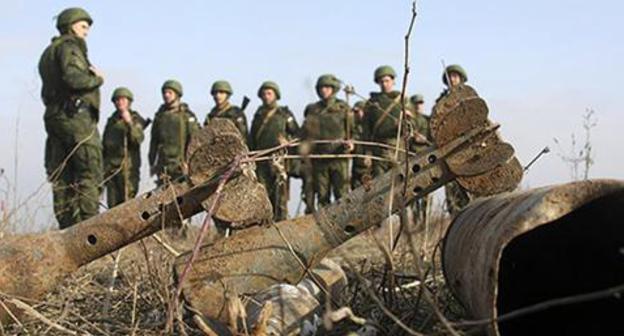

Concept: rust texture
[[0, 119, 259, 323], [176, 89, 523, 324], [442, 179, 624, 336]]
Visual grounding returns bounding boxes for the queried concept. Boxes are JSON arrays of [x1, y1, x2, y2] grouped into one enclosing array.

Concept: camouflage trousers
[[45, 113, 103, 229], [105, 168, 140, 209], [444, 181, 471, 216], [300, 159, 316, 214], [256, 161, 289, 221], [313, 159, 349, 207]]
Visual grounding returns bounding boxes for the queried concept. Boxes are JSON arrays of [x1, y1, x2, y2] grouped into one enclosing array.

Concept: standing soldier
[[149, 80, 200, 185], [39, 7, 105, 229], [409, 93, 432, 223], [102, 87, 147, 208], [205, 80, 248, 141], [351, 101, 369, 189], [363, 65, 414, 177], [248, 81, 299, 221], [301, 74, 353, 208], [435, 64, 472, 215]]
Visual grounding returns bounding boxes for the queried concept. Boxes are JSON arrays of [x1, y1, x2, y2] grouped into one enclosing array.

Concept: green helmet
[[442, 64, 468, 85], [161, 79, 183, 97], [111, 87, 134, 102], [56, 7, 93, 33], [315, 74, 341, 95], [353, 101, 366, 110], [410, 94, 424, 104], [211, 80, 233, 95], [374, 65, 396, 83], [257, 81, 281, 100]]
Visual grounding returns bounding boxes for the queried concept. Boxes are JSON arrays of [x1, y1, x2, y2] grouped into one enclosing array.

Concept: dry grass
[[1, 203, 473, 336]]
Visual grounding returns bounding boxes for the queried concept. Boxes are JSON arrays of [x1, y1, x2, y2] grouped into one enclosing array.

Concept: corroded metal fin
[[430, 84, 480, 141], [457, 157, 523, 196], [202, 173, 273, 228], [187, 118, 247, 186], [447, 141, 515, 177], [432, 96, 489, 147]]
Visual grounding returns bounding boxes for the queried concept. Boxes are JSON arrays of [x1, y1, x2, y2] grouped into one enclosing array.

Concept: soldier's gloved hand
[[299, 142, 311, 156], [344, 140, 355, 153], [120, 109, 132, 124], [89, 66, 105, 80]]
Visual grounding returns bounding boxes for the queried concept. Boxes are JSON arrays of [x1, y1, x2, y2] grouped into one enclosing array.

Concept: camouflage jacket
[[205, 103, 248, 140], [363, 91, 413, 141], [38, 34, 103, 120], [301, 98, 352, 154], [249, 104, 299, 151], [148, 103, 199, 170], [102, 110, 146, 174]]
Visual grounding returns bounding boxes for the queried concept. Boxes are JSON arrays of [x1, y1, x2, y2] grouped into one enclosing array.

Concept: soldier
[[351, 101, 369, 189], [435, 64, 472, 215], [409, 94, 432, 223], [149, 80, 200, 185], [205, 80, 248, 140], [39, 7, 105, 229], [102, 87, 147, 208], [362, 65, 414, 177], [409, 94, 431, 152], [301, 74, 353, 208], [248, 81, 299, 221]]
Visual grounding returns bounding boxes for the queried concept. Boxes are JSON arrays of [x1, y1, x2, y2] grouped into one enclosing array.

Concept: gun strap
[[372, 96, 401, 136], [255, 107, 279, 142]]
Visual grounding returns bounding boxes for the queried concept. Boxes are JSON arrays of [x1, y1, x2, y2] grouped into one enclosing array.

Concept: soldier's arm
[[58, 41, 103, 91], [148, 117, 159, 166], [284, 107, 300, 138], [235, 108, 248, 141], [128, 115, 145, 146], [248, 111, 262, 150]]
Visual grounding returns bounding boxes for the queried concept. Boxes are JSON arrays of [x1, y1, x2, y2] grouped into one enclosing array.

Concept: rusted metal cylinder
[[443, 179, 624, 336]]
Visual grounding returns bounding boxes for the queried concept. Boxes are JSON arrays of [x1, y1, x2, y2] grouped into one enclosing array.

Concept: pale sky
[[1, 0, 622, 231]]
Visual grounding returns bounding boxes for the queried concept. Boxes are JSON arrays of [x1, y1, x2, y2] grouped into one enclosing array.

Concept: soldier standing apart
[[248, 81, 299, 221], [102, 88, 147, 208], [363, 66, 414, 177], [149, 80, 200, 185], [39, 8, 105, 229], [350, 101, 369, 189], [435, 65, 472, 215], [301, 74, 353, 208], [205, 80, 248, 141]]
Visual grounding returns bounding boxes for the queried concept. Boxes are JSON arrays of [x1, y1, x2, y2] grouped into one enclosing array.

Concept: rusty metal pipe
[[0, 120, 252, 324], [443, 179, 624, 336], [175, 122, 520, 323], [0, 177, 222, 322]]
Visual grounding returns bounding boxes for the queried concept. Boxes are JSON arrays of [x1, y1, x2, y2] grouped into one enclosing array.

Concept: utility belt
[[63, 97, 98, 122]]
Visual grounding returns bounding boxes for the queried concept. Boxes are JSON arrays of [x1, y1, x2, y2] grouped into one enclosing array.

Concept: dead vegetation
[[0, 202, 478, 336]]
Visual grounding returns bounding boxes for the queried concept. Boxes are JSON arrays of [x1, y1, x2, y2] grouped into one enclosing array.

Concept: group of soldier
[[39, 7, 471, 229]]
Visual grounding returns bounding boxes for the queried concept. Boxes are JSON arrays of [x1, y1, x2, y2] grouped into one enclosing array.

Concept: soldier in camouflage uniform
[[205, 80, 248, 141], [351, 101, 369, 189], [362, 65, 416, 177], [39, 7, 105, 229], [102, 87, 147, 208], [149, 80, 200, 185], [435, 65, 472, 216], [301, 74, 353, 208], [248, 81, 299, 221]]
